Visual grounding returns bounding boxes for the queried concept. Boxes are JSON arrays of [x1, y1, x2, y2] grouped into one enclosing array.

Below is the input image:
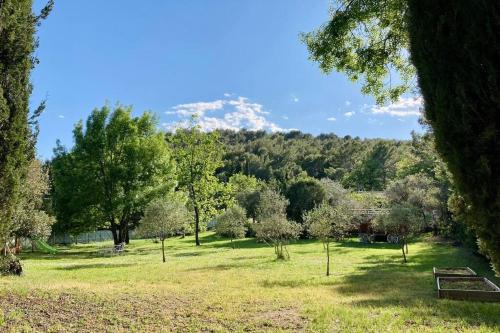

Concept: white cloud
[[327, 117, 336, 122], [344, 111, 355, 117], [281, 115, 289, 120], [224, 92, 232, 97], [165, 96, 288, 133], [370, 96, 423, 117], [58, 115, 65, 119], [166, 100, 225, 117], [290, 94, 299, 103], [345, 100, 351, 106]]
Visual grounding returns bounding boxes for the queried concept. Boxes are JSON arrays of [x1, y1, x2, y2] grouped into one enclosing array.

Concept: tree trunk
[[194, 204, 200, 246], [111, 224, 118, 245], [118, 219, 128, 244], [125, 227, 130, 244], [401, 243, 407, 263], [190, 185, 201, 246], [230, 237, 234, 249], [161, 239, 165, 263], [405, 240, 409, 254], [326, 242, 330, 276]]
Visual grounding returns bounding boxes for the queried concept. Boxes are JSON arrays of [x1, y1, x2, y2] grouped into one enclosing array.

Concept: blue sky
[[31, 0, 423, 159]]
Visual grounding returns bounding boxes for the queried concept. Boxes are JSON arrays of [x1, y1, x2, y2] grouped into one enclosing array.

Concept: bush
[[0, 254, 22, 276], [215, 205, 247, 247]]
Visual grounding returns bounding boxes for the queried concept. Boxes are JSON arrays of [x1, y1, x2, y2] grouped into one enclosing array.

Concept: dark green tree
[[0, 0, 53, 249], [286, 178, 325, 224], [343, 142, 394, 191], [407, 1, 500, 273]]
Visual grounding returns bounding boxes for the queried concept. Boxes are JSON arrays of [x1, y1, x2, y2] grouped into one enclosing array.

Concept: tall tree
[[170, 119, 224, 246], [304, 0, 500, 273], [343, 142, 394, 190], [52, 106, 176, 244], [407, 1, 500, 273], [0, 0, 53, 249]]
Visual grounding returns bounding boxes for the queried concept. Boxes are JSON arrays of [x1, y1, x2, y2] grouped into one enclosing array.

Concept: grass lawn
[[1, 233, 499, 332]]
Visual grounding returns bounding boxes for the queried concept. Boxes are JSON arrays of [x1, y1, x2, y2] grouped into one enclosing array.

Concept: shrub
[[216, 205, 247, 248], [0, 254, 22, 276]]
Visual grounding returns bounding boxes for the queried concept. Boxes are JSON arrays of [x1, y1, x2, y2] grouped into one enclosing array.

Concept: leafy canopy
[[51, 105, 176, 243], [302, 0, 413, 104], [215, 205, 247, 243], [137, 196, 190, 241]]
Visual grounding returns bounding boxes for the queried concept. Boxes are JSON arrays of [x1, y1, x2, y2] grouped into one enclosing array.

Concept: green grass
[[1, 233, 499, 332]]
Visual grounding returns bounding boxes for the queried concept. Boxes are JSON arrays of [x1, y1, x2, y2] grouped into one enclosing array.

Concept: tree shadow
[[186, 261, 256, 272], [335, 239, 402, 250], [55, 263, 135, 270], [19, 251, 96, 261], [333, 244, 500, 327]]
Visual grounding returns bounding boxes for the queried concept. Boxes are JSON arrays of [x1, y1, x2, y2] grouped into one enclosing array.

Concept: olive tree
[[305, 203, 352, 276], [12, 159, 55, 251], [375, 204, 424, 263], [254, 214, 301, 260], [137, 197, 189, 262], [385, 173, 441, 241], [215, 205, 247, 248]]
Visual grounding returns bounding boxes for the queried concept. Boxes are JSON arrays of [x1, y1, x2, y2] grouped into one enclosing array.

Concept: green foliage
[[302, 0, 413, 104], [407, 0, 500, 274], [169, 118, 225, 246], [215, 205, 247, 247], [305, 202, 352, 275], [446, 192, 477, 248], [320, 179, 350, 207], [385, 173, 440, 226], [254, 214, 301, 260], [217, 130, 404, 191], [304, 0, 500, 274], [306, 203, 352, 243], [343, 142, 395, 190], [285, 178, 325, 223], [0, 0, 53, 245], [375, 203, 424, 262], [51, 105, 176, 244], [255, 189, 289, 222], [0, 253, 22, 276], [12, 159, 55, 241], [137, 196, 190, 241]]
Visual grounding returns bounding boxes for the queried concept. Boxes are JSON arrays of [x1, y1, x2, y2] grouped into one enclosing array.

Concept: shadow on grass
[[55, 263, 135, 270], [20, 251, 96, 261], [186, 261, 256, 272], [335, 239, 402, 250], [333, 244, 500, 327]]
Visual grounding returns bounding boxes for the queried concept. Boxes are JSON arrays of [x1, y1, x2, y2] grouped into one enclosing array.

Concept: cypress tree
[[407, 1, 500, 272], [0, 0, 53, 249]]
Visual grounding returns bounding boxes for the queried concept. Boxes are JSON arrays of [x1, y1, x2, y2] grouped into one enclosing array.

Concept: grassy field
[[1, 233, 499, 332]]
